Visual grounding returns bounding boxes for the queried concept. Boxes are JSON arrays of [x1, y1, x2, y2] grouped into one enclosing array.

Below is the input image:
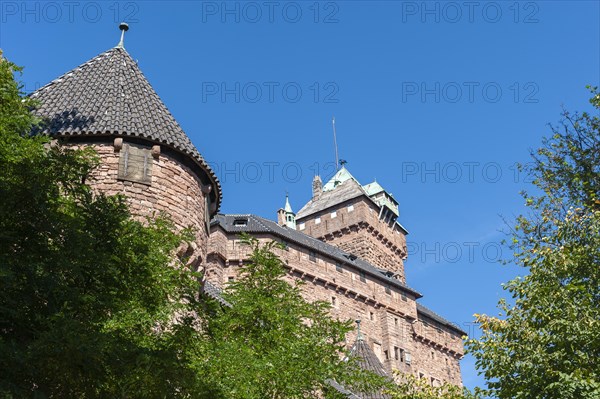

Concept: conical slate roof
[[30, 46, 221, 209], [330, 335, 391, 399], [350, 338, 389, 379]]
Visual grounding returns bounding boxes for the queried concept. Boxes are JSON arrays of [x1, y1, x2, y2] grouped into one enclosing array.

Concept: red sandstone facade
[[32, 36, 464, 391]]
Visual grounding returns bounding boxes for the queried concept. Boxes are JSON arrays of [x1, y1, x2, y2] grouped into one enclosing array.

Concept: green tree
[[197, 235, 387, 399], [386, 372, 481, 399], [465, 88, 600, 399], [0, 53, 206, 398]]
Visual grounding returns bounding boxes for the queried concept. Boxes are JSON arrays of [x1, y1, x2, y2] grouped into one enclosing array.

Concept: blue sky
[[2, 0, 599, 390]]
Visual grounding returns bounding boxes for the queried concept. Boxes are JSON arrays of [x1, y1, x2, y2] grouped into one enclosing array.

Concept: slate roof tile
[[211, 214, 422, 298], [30, 46, 221, 209]]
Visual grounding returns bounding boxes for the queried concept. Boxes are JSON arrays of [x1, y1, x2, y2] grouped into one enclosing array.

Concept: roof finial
[[355, 319, 364, 341], [332, 116, 340, 172], [116, 22, 129, 49]]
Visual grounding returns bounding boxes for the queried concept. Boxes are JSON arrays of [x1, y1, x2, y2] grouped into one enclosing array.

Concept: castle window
[[335, 263, 343, 273], [228, 276, 234, 282], [394, 317, 398, 326], [405, 351, 412, 365], [330, 211, 337, 218], [331, 296, 336, 306], [401, 292, 407, 301], [384, 350, 389, 360], [118, 143, 153, 185], [359, 271, 366, 282], [385, 285, 391, 295], [394, 347, 406, 362], [315, 217, 321, 224], [299, 223, 305, 230], [347, 204, 354, 212], [309, 250, 317, 262], [369, 311, 375, 321]]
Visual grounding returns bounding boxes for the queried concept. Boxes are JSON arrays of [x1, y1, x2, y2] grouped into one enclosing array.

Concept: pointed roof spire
[[30, 30, 221, 212], [116, 22, 129, 49], [355, 319, 364, 341], [284, 193, 293, 213]]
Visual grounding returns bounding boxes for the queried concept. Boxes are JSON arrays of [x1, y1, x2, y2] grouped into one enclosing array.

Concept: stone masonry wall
[[297, 198, 408, 282], [206, 229, 464, 386], [72, 141, 210, 270]]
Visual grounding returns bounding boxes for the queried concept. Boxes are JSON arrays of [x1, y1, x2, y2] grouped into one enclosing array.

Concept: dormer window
[[233, 218, 248, 227]]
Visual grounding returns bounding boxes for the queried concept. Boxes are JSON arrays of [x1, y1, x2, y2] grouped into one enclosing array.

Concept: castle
[[30, 25, 464, 396]]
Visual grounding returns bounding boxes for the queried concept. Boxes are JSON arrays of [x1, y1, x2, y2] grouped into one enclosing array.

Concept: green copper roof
[[362, 181, 385, 196], [284, 195, 293, 213], [322, 166, 358, 191]]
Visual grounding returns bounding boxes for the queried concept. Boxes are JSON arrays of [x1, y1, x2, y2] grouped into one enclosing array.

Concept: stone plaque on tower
[[118, 143, 153, 185]]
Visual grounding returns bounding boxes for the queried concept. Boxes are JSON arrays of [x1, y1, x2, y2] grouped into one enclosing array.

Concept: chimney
[[277, 208, 286, 226], [312, 175, 323, 199]]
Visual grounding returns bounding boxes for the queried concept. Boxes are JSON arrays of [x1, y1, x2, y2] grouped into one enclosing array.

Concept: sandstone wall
[[206, 229, 463, 386], [71, 140, 210, 270], [297, 198, 408, 281]]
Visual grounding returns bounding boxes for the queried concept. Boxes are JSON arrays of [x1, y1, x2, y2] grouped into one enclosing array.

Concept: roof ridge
[[416, 302, 466, 335]]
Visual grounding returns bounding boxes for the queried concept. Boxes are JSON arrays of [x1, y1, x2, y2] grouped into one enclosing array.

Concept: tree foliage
[[197, 235, 387, 399], [0, 52, 205, 398], [465, 88, 600, 399], [386, 372, 481, 399]]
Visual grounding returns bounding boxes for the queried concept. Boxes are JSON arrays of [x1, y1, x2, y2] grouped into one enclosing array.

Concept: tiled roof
[[30, 46, 221, 210], [211, 214, 422, 298], [296, 169, 408, 235], [202, 280, 232, 308], [416, 303, 466, 336], [329, 336, 391, 399], [350, 338, 389, 379], [297, 177, 366, 219]]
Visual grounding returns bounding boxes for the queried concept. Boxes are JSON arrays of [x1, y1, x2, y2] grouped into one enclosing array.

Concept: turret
[[277, 194, 296, 229], [30, 24, 220, 271]]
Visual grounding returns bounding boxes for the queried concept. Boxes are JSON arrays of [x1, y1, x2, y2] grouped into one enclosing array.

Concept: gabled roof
[[211, 214, 421, 298], [297, 176, 365, 219], [30, 46, 221, 209], [296, 166, 407, 232]]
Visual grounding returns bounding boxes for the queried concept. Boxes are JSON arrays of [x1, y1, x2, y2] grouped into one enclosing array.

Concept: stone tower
[[296, 166, 408, 283], [30, 25, 221, 269], [277, 194, 297, 229]]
